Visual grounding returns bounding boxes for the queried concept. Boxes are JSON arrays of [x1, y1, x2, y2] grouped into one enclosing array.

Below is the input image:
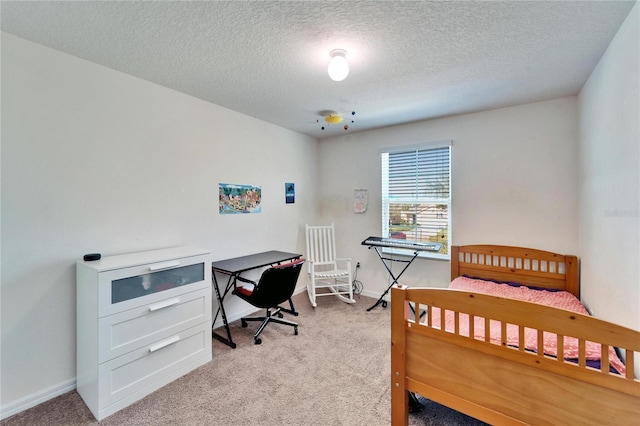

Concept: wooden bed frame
[[390, 245, 640, 425]]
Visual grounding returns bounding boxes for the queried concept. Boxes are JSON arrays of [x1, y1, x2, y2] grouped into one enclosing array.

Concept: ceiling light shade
[[325, 115, 343, 124], [328, 49, 349, 81]]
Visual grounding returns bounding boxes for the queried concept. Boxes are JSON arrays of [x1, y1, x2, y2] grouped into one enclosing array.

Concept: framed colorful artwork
[[219, 183, 262, 214]]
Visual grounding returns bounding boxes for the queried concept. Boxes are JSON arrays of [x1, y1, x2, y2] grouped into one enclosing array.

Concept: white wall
[[0, 33, 318, 413], [578, 3, 639, 332], [317, 97, 579, 297], [2, 2, 638, 416]]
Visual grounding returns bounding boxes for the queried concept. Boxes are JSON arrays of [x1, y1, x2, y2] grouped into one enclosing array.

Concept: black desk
[[211, 250, 303, 348]]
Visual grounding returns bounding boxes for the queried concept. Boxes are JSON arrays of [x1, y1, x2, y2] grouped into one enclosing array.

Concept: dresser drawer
[[97, 253, 211, 317], [98, 288, 211, 363], [97, 322, 211, 411]]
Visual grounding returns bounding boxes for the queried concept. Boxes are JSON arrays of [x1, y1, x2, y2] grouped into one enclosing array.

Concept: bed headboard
[[451, 245, 579, 297]]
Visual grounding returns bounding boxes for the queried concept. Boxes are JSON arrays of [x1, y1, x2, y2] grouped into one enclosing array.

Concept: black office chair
[[233, 258, 304, 345]]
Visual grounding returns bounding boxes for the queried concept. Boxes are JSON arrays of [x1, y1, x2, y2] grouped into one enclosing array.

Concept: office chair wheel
[[277, 312, 284, 318], [241, 319, 248, 328], [254, 337, 262, 345], [294, 327, 298, 336], [382, 300, 388, 308]]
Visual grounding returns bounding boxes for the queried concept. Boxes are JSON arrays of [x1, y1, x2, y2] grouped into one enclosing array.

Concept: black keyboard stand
[[366, 246, 420, 311]]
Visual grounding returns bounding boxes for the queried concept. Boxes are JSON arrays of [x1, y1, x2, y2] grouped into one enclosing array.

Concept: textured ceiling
[[1, 1, 635, 139]]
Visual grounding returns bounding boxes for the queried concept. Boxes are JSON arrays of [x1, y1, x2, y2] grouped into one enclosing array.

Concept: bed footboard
[[390, 284, 640, 425]]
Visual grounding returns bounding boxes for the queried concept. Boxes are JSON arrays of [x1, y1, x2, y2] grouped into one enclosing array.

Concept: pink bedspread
[[426, 276, 625, 374]]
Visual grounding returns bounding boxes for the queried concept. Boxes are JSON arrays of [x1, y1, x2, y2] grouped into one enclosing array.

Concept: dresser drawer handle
[[148, 260, 181, 271], [149, 298, 180, 312], [149, 335, 180, 353]]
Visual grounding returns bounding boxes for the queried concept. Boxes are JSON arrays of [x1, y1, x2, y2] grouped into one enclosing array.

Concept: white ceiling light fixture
[[328, 49, 349, 81]]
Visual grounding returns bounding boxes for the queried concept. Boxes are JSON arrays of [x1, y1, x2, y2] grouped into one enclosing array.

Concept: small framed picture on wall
[[285, 183, 295, 204]]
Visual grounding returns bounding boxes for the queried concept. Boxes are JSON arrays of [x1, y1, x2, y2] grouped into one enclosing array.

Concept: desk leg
[[211, 273, 236, 349]]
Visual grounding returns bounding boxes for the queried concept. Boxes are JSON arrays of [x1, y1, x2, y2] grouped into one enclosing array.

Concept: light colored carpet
[[1, 292, 486, 425]]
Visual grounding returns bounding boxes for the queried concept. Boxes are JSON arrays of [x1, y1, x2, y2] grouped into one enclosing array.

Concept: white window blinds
[[381, 142, 451, 259]]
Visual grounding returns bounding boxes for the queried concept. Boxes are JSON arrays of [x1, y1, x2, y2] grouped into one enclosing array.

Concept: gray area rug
[[1, 292, 487, 425]]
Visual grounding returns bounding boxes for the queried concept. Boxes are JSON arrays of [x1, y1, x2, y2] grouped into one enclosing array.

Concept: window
[[381, 141, 451, 259]]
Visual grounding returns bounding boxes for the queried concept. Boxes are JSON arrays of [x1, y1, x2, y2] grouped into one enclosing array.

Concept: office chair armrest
[[234, 275, 257, 297], [236, 276, 257, 286]]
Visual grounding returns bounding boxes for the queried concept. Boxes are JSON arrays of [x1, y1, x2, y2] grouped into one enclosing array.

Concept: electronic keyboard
[[361, 236, 442, 252]]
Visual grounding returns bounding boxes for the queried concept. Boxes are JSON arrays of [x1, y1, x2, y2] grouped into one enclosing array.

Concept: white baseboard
[[359, 288, 383, 300], [0, 377, 76, 421]]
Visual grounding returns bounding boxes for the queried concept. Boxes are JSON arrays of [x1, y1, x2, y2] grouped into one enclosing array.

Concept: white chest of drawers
[[76, 246, 213, 420]]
